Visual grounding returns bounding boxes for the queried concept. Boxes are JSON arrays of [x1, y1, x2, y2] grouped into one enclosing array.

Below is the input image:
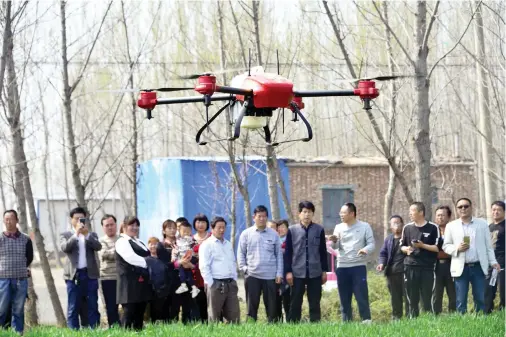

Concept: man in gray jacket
[[284, 201, 328, 322], [329, 203, 375, 323], [60, 207, 102, 330]]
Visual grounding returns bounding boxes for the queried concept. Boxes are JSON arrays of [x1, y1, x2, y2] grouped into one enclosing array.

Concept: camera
[[79, 218, 87, 227]]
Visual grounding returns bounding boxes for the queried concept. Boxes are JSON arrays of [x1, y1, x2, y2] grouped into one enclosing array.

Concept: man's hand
[[286, 272, 293, 287], [275, 276, 282, 284], [492, 263, 501, 272], [401, 246, 414, 255], [27, 268, 31, 278], [458, 242, 469, 252], [376, 264, 384, 272], [329, 233, 341, 243], [321, 272, 327, 285], [412, 241, 424, 249], [357, 249, 368, 256]]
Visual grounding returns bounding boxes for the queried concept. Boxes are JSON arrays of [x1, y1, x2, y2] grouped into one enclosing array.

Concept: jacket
[[443, 217, 497, 277], [378, 234, 396, 267], [60, 230, 102, 280]]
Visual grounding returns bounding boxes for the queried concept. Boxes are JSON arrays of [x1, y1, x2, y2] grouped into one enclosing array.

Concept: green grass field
[[3, 312, 503, 337], [1, 272, 503, 336]]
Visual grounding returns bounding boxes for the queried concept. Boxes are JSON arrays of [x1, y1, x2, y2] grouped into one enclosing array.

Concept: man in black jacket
[[284, 201, 328, 322], [377, 215, 406, 320], [485, 200, 505, 313]]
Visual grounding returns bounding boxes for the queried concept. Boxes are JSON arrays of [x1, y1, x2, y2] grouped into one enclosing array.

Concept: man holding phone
[[400, 202, 440, 318], [443, 198, 500, 314], [60, 207, 102, 330]]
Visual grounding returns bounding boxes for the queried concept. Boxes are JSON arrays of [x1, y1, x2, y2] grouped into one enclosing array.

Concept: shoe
[[175, 283, 188, 294], [362, 319, 372, 324], [191, 285, 200, 298]]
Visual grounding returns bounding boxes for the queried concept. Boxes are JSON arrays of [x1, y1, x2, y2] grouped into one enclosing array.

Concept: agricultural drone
[[133, 55, 408, 147]]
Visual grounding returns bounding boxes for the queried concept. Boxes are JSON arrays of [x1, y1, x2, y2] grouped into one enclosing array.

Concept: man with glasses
[[443, 198, 500, 314]]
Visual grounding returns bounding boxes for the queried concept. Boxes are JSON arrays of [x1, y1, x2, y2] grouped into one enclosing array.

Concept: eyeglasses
[[457, 205, 470, 209]]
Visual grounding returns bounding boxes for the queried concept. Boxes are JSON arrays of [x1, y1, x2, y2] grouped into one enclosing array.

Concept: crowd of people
[[0, 198, 504, 334]]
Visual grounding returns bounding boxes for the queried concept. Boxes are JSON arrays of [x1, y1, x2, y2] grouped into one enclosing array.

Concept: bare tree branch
[[69, 0, 113, 95], [421, 0, 441, 51], [427, 0, 482, 80], [371, 0, 416, 67]]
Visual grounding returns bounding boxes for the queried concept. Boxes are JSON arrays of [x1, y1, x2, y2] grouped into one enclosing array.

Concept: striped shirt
[[238, 225, 283, 279]]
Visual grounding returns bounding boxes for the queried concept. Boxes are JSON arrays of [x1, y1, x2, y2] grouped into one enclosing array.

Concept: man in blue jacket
[[376, 215, 407, 320]]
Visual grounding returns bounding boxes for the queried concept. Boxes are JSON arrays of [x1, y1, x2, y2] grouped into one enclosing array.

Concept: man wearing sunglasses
[[443, 198, 500, 314]]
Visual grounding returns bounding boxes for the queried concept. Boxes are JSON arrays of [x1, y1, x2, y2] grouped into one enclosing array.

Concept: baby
[[172, 221, 200, 298]]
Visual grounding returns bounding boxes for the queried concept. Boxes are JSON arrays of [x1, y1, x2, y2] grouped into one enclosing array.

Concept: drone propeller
[[95, 87, 194, 94], [334, 74, 415, 84], [177, 67, 250, 80]]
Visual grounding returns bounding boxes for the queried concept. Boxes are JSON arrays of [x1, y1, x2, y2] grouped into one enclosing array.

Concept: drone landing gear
[[195, 102, 232, 145], [271, 102, 313, 147]]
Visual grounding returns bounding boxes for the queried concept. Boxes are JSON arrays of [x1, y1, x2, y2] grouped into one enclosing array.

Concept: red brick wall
[[287, 163, 477, 243]]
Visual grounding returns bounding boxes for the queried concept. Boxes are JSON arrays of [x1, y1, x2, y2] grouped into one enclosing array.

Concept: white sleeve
[[115, 238, 147, 268]]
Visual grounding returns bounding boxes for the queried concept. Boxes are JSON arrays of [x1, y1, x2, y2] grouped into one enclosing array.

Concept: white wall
[[34, 199, 129, 253]]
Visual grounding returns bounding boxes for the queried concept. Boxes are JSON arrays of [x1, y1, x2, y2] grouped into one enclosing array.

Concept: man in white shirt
[[199, 216, 240, 323], [60, 207, 102, 330], [443, 198, 500, 313]]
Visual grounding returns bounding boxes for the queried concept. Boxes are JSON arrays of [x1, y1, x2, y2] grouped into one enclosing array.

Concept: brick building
[[286, 157, 477, 243]]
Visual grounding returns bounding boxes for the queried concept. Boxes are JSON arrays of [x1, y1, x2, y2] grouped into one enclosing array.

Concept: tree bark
[[218, 0, 252, 228], [382, 1, 398, 238], [324, 0, 414, 205], [120, 0, 138, 216], [273, 156, 295, 223], [60, 1, 85, 207], [5, 10, 67, 326], [250, 1, 283, 221], [474, 1, 495, 221], [414, 1, 433, 218], [266, 145, 281, 220]]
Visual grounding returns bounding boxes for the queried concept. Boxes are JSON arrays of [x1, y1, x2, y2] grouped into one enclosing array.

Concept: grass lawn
[[2, 311, 503, 337]]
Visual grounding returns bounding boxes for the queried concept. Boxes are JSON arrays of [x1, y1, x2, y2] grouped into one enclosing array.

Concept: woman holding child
[[161, 219, 195, 323]]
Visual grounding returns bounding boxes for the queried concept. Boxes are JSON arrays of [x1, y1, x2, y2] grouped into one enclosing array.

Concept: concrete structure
[[33, 196, 128, 253]]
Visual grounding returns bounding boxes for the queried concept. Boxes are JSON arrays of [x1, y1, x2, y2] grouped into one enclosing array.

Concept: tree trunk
[[0, 158, 6, 211], [266, 145, 281, 220], [120, 1, 138, 216], [474, 1, 495, 221], [218, 0, 252, 228], [382, 1, 397, 238], [3, 2, 38, 324], [60, 1, 86, 207], [414, 1, 433, 218], [323, 0, 414, 205], [273, 155, 295, 223], [250, 0, 283, 221], [40, 90, 63, 267], [5, 16, 67, 326], [230, 178, 237, 249]]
